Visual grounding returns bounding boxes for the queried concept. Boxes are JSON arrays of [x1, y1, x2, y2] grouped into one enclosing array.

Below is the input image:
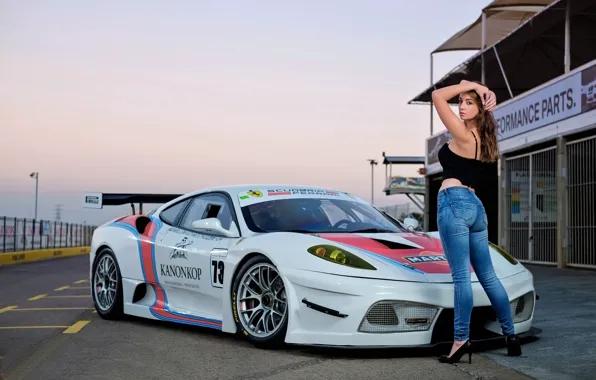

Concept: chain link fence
[[0, 216, 97, 253]]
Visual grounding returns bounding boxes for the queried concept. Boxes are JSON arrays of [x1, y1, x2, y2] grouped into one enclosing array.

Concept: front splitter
[[287, 327, 543, 350]]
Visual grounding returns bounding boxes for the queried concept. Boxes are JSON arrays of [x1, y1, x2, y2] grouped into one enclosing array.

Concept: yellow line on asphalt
[[74, 279, 88, 284], [0, 306, 17, 314], [6, 307, 94, 311], [0, 325, 69, 329], [63, 320, 91, 334], [28, 294, 47, 301], [54, 286, 70, 291], [46, 295, 89, 299], [68, 286, 89, 290]]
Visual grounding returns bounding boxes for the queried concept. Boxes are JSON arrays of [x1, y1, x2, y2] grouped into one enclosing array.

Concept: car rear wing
[[83, 192, 182, 215]]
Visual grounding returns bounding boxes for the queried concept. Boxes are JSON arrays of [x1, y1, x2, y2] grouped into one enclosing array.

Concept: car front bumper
[[281, 267, 538, 347]]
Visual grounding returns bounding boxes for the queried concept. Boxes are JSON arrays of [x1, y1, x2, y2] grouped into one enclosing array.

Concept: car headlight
[[489, 242, 518, 265], [307, 244, 376, 270]]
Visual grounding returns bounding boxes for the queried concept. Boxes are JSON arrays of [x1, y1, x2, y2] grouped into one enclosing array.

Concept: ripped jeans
[[437, 186, 515, 341]]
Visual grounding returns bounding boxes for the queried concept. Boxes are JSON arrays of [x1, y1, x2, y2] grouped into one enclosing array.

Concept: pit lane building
[[408, 0, 596, 269]]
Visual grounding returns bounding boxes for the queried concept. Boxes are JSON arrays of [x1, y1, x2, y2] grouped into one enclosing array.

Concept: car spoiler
[[83, 192, 182, 214]]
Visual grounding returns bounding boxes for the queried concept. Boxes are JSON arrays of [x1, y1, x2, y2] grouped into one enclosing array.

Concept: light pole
[[30, 172, 39, 220], [367, 159, 378, 205]]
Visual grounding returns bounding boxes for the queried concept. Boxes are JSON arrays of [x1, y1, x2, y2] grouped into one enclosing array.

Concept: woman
[[431, 80, 522, 364]]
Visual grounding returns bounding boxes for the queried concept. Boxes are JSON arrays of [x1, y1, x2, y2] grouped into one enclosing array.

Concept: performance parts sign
[[492, 65, 592, 141]]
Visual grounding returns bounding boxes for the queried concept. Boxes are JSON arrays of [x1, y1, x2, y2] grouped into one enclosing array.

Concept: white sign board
[[83, 192, 103, 209], [494, 72, 582, 141]]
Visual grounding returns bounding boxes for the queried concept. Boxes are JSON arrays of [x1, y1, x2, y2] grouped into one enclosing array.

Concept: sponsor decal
[[266, 188, 339, 196], [169, 237, 193, 260], [160, 264, 202, 280], [247, 190, 263, 197], [404, 255, 447, 263]]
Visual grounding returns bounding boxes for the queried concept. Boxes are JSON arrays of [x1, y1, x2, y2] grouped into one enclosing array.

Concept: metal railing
[[0, 216, 97, 253], [566, 135, 596, 268], [504, 146, 558, 265], [379, 203, 423, 224]]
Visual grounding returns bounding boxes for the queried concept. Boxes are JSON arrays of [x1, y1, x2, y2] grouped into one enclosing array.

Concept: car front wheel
[[231, 255, 288, 348]]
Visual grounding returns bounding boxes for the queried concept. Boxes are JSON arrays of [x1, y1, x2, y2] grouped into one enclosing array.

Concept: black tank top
[[438, 131, 485, 189]]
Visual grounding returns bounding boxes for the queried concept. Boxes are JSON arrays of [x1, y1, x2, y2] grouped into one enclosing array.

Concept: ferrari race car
[[83, 185, 540, 349]]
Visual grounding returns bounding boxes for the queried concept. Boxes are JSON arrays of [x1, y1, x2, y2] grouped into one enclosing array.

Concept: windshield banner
[[237, 188, 366, 206]]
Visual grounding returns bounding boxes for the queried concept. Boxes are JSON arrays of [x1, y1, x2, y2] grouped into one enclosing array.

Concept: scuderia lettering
[[160, 264, 202, 280]]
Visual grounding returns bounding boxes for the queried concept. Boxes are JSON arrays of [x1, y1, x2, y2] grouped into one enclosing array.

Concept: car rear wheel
[[92, 247, 124, 320], [231, 255, 288, 348]]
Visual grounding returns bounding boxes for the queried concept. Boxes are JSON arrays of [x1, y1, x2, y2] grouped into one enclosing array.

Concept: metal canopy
[[382, 155, 425, 165], [410, 0, 596, 105], [432, 0, 553, 54]]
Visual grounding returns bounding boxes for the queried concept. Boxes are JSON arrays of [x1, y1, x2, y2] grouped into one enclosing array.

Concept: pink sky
[[0, 0, 479, 225]]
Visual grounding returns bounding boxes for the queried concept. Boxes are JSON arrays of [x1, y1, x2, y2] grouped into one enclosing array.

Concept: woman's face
[[458, 92, 480, 121]]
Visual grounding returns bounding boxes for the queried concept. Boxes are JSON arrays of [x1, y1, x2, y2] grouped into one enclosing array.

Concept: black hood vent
[[371, 238, 416, 250]]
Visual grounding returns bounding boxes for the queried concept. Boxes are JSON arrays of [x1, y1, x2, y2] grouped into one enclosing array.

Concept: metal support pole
[[564, 0, 571, 73], [481, 11, 486, 83], [498, 155, 505, 247], [556, 136, 567, 268], [30, 172, 39, 220], [493, 46, 513, 98], [367, 159, 378, 205], [406, 193, 425, 212], [430, 53, 434, 135]]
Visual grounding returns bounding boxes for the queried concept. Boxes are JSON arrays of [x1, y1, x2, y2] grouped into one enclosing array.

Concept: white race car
[[83, 185, 540, 349]]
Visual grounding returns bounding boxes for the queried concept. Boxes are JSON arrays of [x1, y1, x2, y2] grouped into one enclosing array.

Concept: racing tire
[[91, 247, 124, 320], [231, 255, 288, 349]]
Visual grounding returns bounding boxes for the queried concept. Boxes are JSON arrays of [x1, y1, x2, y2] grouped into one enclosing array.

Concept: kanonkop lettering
[[160, 264, 202, 280]]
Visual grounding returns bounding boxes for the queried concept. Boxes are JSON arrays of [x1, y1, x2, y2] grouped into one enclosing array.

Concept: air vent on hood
[[371, 238, 415, 250]]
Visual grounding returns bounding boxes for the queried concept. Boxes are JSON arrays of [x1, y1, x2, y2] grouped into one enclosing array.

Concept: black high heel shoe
[[506, 334, 522, 356], [438, 340, 473, 364]]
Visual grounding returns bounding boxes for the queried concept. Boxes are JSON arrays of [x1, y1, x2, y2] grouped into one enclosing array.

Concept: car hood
[[313, 232, 525, 283]]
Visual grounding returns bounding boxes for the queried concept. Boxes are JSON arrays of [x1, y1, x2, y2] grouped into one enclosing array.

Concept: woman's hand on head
[[484, 91, 497, 112]]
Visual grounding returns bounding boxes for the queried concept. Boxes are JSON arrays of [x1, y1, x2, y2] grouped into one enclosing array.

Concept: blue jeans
[[437, 186, 515, 341]]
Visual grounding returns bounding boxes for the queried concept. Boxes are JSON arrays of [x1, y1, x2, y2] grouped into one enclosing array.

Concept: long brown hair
[[465, 83, 499, 162]]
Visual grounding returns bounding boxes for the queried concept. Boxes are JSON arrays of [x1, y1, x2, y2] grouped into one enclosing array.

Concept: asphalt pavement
[[0, 255, 593, 380]]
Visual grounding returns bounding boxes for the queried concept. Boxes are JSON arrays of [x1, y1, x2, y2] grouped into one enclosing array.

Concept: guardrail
[[0, 216, 97, 253]]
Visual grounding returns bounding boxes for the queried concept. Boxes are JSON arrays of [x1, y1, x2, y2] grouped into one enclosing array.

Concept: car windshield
[[241, 197, 406, 233]]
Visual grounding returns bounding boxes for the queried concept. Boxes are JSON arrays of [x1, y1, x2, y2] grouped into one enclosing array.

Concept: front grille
[[359, 301, 439, 333], [365, 303, 399, 325], [511, 291, 534, 323]]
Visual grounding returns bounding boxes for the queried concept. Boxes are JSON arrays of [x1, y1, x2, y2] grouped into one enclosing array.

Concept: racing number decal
[[211, 259, 224, 288]]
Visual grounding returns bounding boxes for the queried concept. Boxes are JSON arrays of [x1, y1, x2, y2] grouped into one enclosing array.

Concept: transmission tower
[[54, 204, 63, 221]]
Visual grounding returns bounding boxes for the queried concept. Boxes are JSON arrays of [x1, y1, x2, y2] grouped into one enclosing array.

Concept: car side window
[[159, 199, 191, 225], [179, 194, 234, 232]]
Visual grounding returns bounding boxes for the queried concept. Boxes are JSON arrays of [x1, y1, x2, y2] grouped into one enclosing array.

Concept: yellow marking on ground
[[0, 306, 17, 314], [46, 295, 89, 299], [0, 325, 69, 329], [68, 286, 89, 290], [92, 310, 97, 313], [63, 320, 91, 334], [6, 307, 94, 311], [54, 285, 70, 291], [28, 294, 47, 301], [0, 246, 90, 267], [74, 279, 88, 284]]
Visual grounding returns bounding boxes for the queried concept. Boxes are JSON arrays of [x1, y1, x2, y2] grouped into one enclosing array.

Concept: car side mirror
[[191, 218, 238, 238], [403, 217, 420, 231]]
